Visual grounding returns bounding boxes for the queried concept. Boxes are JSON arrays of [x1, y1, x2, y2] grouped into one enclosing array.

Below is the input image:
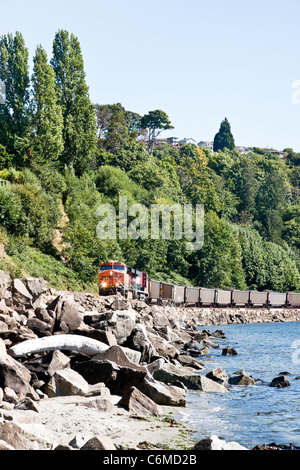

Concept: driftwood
[[8, 334, 110, 358]]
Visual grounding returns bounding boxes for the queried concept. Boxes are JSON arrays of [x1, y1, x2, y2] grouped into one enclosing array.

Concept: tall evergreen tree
[[31, 45, 64, 165], [0, 32, 30, 164], [213, 117, 235, 152], [50, 30, 97, 174]]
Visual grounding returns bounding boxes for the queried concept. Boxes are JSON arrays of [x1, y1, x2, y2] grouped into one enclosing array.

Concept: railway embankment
[[0, 269, 298, 450], [171, 305, 300, 327]]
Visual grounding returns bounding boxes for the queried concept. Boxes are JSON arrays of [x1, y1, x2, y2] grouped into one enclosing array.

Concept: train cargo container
[[199, 288, 216, 306], [160, 282, 174, 302], [286, 292, 300, 307], [148, 280, 161, 301], [249, 291, 268, 307], [231, 290, 250, 306], [185, 286, 200, 305], [215, 289, 232, 306], [174, 285, 185, 304], [268, 292, 287, 307]]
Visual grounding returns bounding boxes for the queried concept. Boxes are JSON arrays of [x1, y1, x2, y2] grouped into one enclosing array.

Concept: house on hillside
[[178, 137, 197, 146], [166, 137, 180, 146], [198, 141, 213, 150], [235, 146, 252, 155]]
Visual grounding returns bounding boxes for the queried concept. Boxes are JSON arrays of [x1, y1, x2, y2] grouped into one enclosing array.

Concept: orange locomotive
[[98, 261, 149, 300]]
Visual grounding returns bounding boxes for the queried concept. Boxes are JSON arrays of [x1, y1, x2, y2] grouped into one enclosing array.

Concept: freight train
[[98, 261, 300, 308]]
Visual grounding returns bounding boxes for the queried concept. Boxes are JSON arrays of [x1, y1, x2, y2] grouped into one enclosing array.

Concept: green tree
[[31, 45, 64, 165], [0, 32, 30, 165], [141, 109, 174, 154], [188, 211, 247, 289], [213, 117, 235, 152], [254, 160, 290, 242], [51, 30, 97, 174]]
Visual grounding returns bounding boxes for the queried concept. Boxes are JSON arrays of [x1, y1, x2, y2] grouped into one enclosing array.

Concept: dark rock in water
[[206, 367, 228, 385], [270, 376, 290, 388], [222, 345, 237, 356], [228, 373, 255, 386], [211, 329, 226, 339], [279, 371, 291, 376]]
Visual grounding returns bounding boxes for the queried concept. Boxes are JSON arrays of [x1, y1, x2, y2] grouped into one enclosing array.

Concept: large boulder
[[44, 368, 89, 397], [0, 421, 57, 450], [109, 309, 136, 345], [153, 363, 228, 392], [73, 359, 147, 395], [76, 324, 117, 347], [228, 373, 255, 386], [0, 348, 37, 399], [23, 277, 48, 295], [80, 435, 116, 450], [270, 376, 290, 388], [193, 435, 248, 451], [206, 367, 228, 385], [222, 346, 238, 356], [137, 378, 186, 406], [117, 386, 162, 417], [11, 279, 33, 308], [146, 330, 180, 360], [123, 324, 158, 363], [23, 277, 48, 307], [26, 318, 53, 338], [93, 345, 147, 373], [47, 296, 84, 333]]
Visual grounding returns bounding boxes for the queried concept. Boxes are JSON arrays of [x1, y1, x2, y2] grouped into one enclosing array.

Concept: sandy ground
[[38, 395, 198, 450]]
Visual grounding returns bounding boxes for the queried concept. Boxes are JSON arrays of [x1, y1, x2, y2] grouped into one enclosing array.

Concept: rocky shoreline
[[0, 270, 299, 451]]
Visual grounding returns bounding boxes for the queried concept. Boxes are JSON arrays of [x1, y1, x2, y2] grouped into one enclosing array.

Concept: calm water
[[175, 322, 300, 449]]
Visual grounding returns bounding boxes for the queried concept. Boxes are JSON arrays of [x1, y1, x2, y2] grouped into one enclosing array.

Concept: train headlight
[[102, 282, 107, 287], [116, 282, 119, 287]]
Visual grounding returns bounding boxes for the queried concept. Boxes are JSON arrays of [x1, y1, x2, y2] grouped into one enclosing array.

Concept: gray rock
[[137, 378, 186, 406], [147, 330, 180, 360], [93, 345, 146, 373], [48, 350, 70, 377], [222, 345, 238, 356], [153, 363, 228, 392], [14, 397, 40, 413], [74, 359, 147, 395], [47, 296, 84, 333], [45, 368, 89, 397], [0, 353, 36, 399], [0, 421, 57, 450], [117, 386, 162, 417], [123, 324, 158, 363], [80, 435, 116, 450], [206, 367, 228, 385], [193, 435, 248, 450], [11, 279, 33, 307], [270, 375, 290, 388], [228, 374, 255, 386], [109, 309, 136, 344]]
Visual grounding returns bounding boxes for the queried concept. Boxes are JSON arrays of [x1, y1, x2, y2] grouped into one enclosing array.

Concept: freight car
[[98, 262, 300, 308]]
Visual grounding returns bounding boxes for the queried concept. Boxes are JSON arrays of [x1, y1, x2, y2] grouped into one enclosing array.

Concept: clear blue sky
[[1, 0, 300, 151]]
